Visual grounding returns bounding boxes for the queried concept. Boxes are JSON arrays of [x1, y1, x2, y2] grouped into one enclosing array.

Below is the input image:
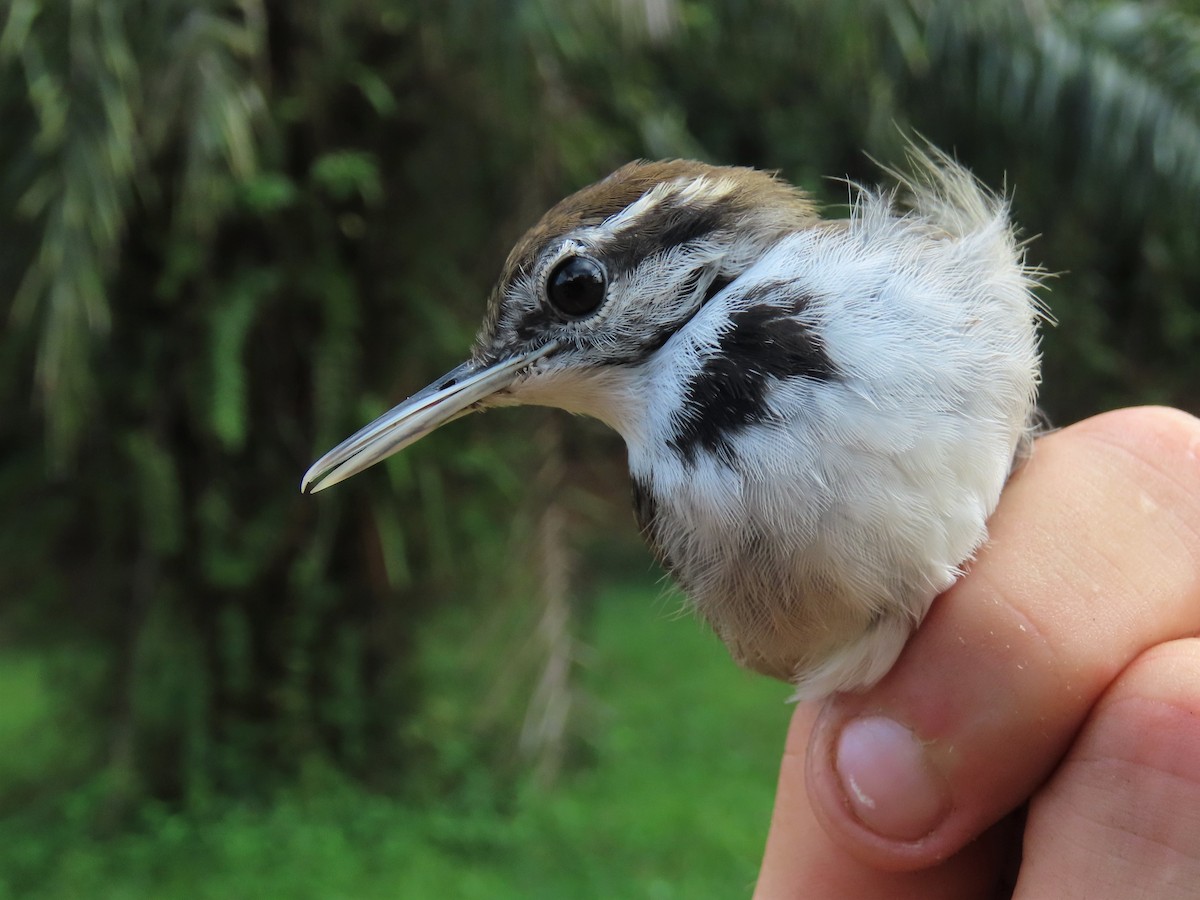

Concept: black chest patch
[[669, 288, 836, 466]]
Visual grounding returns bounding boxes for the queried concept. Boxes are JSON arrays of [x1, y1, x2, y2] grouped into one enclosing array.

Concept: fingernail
[[835, 716, 949, 841]]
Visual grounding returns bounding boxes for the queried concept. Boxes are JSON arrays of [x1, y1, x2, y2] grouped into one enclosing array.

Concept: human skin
[[754, 407, 1200, 899]]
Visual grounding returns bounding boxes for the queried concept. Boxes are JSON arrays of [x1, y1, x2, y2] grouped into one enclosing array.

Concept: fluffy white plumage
[[303, 147, 1045, 700], [511, 151, 1042, 698]]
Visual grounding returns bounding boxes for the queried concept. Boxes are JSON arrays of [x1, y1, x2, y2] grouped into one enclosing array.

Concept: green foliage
[[1, 0, 1198, 875], [0, 585, 789, 899], [1, 0, 268, 463], [918, 0, 1200, 206]]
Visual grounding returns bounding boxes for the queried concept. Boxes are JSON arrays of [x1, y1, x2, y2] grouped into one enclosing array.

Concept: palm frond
[[1, 0, 268, 464], [911, 0, 1200, 211], [3, 1, 139, 460]]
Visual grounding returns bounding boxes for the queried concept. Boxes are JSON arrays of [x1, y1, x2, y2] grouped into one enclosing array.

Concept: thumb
[[805, 408, 1200, 870], [755, 702, 1013, 899]]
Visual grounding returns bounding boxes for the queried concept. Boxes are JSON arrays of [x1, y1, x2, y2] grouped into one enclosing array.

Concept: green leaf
[[208, 269, 276, 451], [237, 172, 299, 213], [125, 429, 185, 557], [310, 151, 383, 205]]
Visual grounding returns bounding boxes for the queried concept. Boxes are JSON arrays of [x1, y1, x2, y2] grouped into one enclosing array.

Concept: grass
[[0, 582, 794, 899]]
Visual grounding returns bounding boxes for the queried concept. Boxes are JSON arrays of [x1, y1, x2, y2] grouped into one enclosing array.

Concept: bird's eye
[[546, 255, 607, 318]]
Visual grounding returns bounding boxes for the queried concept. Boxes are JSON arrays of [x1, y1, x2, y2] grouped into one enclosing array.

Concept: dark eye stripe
[[505, 188, 739, 357], [601, 195, 735, 279], [595, 267, 737, 367]]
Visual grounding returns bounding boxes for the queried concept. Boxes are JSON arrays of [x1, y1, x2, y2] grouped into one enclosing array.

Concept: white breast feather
[[628, 155, 1043, 698]]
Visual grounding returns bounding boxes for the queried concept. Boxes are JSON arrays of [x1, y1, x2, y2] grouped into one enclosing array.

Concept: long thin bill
[[301, 344, 556, 494]]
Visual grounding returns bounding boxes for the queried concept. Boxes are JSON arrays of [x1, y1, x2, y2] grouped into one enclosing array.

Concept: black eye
[[546, 255, 607, 318]]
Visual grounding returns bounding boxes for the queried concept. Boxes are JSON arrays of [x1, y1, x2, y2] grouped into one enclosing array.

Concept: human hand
[[755, 407, 1200, 899]]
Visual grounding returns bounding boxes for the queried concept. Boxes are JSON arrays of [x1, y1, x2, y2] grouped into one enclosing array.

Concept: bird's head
[[302, 159, 817, 493]]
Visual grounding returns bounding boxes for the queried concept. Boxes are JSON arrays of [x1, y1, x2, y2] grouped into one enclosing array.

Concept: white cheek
[[508, 363, 652, 446]]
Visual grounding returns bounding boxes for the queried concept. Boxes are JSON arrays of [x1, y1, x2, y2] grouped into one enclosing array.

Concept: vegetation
[[0, 583, 790, 899], [2, 0, 1198, 895]]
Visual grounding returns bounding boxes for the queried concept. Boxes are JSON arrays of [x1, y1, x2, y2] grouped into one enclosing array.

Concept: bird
[[302, 144, 1044, 701]]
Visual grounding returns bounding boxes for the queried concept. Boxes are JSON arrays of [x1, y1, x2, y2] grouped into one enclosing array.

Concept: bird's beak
[[301, 343, 557, 494]]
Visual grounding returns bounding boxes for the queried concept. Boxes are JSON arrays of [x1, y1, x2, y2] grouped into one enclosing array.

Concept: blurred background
[[2, 1, 1199, 897]]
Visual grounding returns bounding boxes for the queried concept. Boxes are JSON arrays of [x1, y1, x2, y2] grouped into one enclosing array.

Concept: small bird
[[302, 145, 1043, 700]]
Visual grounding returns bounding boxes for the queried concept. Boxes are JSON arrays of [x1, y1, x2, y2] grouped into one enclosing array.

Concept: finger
[[755, 702, 1014, 899], [1014, 638, 1200, 900], [806, 407, 1200, 870]]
